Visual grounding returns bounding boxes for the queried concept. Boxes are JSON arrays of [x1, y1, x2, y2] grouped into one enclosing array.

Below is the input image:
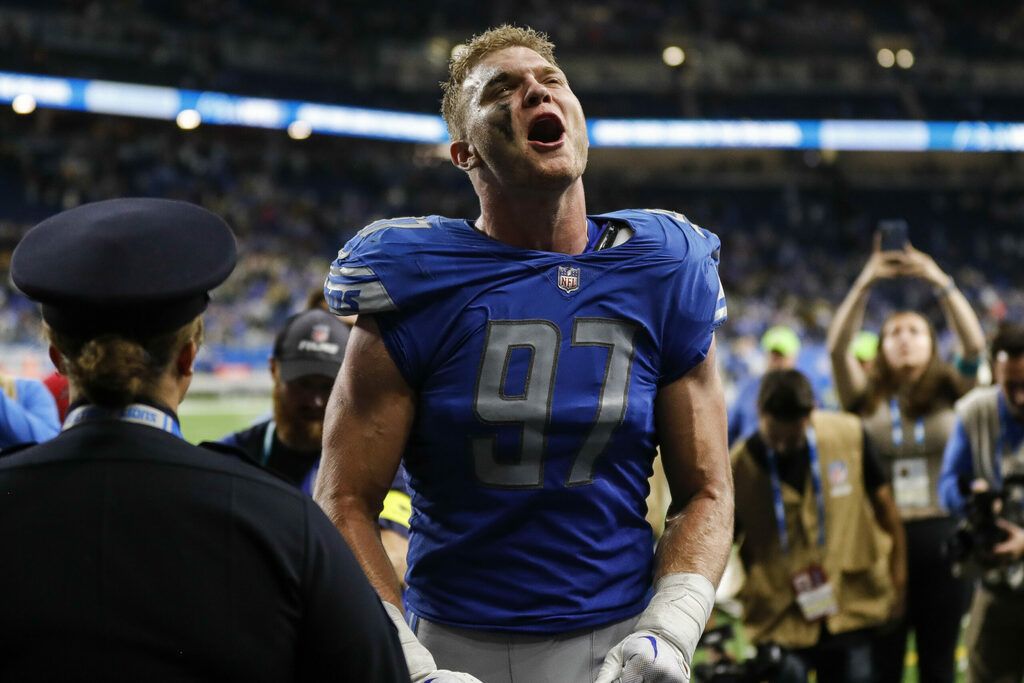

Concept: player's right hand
[[423, 671, 485, 683], [595, 573, 716, 683], [595, 632, 688, 683]]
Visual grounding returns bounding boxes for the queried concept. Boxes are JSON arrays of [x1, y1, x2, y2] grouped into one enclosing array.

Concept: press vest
[[956, 387, 1024, 537], [956, 387, 1024, 486], [732, 411, 894, 649]]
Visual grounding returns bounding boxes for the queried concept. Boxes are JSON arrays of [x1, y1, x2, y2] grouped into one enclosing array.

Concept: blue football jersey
[[324, 210, 726, 633]]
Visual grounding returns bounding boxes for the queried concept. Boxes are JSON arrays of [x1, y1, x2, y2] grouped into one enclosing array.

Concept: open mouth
[[527, 115, 565, 145]]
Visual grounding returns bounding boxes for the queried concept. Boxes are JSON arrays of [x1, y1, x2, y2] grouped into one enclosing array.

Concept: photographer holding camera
[[939, 322, 1024, 683], [732, 369, 905, 683]]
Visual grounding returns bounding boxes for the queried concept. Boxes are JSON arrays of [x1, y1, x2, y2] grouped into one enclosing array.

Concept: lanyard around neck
[[261, 420, 277, 466], [765, 427, 826, 554], [63, 403, 182, 439], [889, 397, 925, 450]]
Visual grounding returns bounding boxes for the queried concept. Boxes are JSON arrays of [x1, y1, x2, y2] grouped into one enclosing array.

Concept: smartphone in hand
[[877, 219, 909, 251]]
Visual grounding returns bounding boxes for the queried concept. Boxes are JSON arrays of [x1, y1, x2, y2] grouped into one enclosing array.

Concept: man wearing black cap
[[223, 310, 412, 577], [223, 309, 351, 488], [2, 198, 408, 681]]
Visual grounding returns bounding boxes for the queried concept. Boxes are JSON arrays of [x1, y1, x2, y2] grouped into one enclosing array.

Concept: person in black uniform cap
[[2, 198, 408, 682]]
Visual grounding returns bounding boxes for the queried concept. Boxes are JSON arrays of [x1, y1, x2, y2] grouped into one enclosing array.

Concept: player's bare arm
[[655, 335, 733, 584], [596, 336, 732, 683], [315, 315, 413, 609], [318, 315, 483, 683]]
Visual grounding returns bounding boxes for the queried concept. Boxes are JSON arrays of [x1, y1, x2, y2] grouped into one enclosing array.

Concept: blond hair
[[441, 25, 558, 140], [47, 318, 204, 408]]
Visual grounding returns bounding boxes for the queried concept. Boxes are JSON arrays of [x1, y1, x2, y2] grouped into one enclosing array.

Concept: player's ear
[[450, 140, 479, 172]]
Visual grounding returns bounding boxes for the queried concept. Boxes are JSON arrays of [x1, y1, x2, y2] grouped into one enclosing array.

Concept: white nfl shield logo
[[557, 265, 580, 293], [311, 324, 331, 343]]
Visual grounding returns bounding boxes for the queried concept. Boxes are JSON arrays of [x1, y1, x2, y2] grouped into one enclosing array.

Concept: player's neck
[[475, 179, 588, 254]]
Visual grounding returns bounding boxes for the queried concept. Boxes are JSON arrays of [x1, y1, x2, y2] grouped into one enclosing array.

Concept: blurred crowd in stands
[[1, 1, 1023, 118], [2, 109, 1023, 395]]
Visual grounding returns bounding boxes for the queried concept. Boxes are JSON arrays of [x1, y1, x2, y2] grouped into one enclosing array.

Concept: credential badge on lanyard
[[889, 398, 930, 508]]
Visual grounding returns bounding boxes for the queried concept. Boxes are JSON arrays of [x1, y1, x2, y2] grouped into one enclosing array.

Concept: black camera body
[[693, 625, 786, 683], [944, 474, 1024, 590], [944, 487, 1007, 567]]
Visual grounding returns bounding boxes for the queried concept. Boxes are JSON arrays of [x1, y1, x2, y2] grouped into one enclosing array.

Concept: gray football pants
[[415, 614, 639, 683]]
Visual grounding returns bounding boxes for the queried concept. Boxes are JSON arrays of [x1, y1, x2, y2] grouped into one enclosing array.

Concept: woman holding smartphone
[[827, 232, 984, 683]]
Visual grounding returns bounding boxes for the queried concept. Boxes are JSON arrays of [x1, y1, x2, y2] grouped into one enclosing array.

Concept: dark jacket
[[0, 418, 408, 682]]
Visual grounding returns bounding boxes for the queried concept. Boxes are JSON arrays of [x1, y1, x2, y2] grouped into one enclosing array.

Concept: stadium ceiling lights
[[877, 48, 896, 68], [662, 46, 686, 67], [287, 120, 313, 140], [11, 92, 36, 114], [176, 108, 201, 130], [878, 47, 914, 70], [0, 70, 1021, 152]]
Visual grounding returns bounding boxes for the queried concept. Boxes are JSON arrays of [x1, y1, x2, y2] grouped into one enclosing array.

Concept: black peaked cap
[[12, 198, 237, 337]]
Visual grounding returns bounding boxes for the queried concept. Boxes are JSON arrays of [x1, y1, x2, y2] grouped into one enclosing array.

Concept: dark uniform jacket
[[222, 419, 413, 536], [0, 417, 408, 682]]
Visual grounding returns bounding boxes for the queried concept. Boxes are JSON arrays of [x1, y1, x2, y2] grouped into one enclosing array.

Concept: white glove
[[382, 601, 484, 683], [595, 573, 716, 683], [421, 673, 484, 683]]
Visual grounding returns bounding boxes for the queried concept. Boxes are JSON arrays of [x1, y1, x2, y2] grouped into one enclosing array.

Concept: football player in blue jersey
[[316, 25, 732, 683]]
